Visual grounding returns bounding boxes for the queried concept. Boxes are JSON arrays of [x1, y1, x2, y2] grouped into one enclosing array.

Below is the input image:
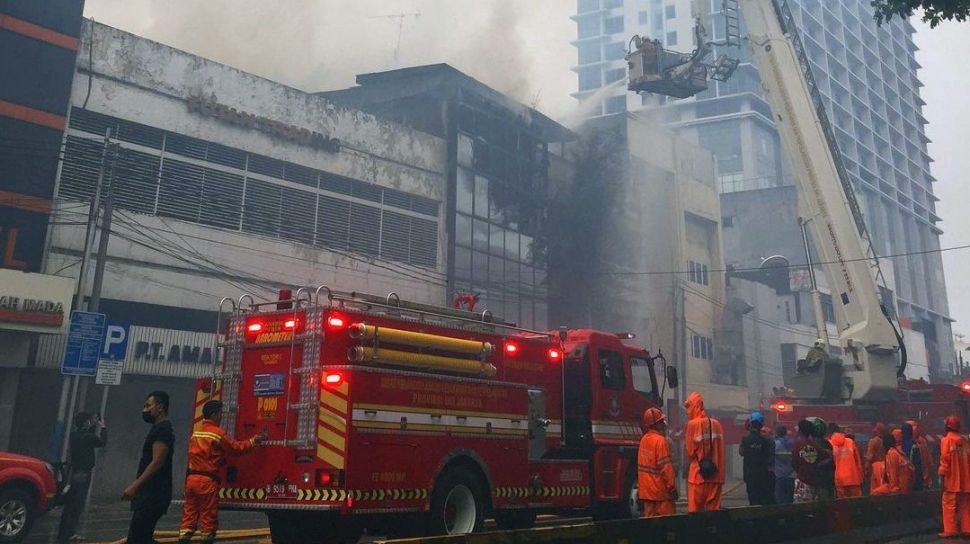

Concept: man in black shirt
[[124, 391, 175, 544], [740, 411, 775, 505], [57, 411, 107, 543]]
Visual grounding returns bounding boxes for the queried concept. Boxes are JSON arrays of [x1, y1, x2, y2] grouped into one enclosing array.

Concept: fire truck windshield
[[631, 355, 660, 405]]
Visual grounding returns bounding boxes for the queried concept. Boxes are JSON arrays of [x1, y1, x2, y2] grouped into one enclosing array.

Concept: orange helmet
[[946, 415, 961, 432], [642, 407, 666, 428]]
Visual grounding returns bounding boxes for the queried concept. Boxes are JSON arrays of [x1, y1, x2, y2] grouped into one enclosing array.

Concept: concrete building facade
[[6, 20, 449, 500], [553, 113, 747, 412], [571, 0, 954, 383]]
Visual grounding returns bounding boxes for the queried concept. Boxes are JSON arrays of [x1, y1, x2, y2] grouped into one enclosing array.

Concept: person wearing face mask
[[57, 412, 107, 543], [124, 391, 175, 544]]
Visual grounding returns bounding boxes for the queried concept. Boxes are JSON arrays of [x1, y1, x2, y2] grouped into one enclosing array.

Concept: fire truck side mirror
[[666, 366, 679, 389], [558, 326, 568, 343]]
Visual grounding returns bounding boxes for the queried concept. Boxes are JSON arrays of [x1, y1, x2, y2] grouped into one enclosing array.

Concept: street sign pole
[[52, 128, 114, 461]]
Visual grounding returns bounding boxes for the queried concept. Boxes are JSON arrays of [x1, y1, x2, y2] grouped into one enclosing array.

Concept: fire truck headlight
[[961, 381, 970, 394], [284, 319, 298, 330], [324, 372, 344, 386], [247, 322, 263, 333]]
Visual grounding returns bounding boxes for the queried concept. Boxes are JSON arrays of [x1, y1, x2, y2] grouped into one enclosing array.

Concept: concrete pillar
[[0, 368, 21, 450]]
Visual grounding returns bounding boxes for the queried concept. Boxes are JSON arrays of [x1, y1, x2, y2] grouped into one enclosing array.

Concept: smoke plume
[[83, 0, 577, 119]]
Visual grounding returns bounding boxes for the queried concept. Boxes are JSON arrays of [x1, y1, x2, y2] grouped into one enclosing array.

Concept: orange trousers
[[687, 482, 722, 513], [836, 485, 862, 499], [179, 475, 220, 542], [642, 500, 676, 517], [942, 492, 970, 536], [869, 461, 885, 492]]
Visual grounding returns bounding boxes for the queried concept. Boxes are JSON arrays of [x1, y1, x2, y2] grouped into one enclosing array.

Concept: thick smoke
[[83, 0, 577, 119]]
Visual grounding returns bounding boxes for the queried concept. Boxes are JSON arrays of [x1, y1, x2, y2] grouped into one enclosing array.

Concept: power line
[[601, 243, 970, 277]]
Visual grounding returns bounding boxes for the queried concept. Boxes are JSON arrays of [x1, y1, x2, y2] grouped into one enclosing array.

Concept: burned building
[[554, 112, 748, 414], [321, 65, 574, 329]]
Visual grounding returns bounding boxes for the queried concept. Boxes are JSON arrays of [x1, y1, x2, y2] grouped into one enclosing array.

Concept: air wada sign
[[0, 269, 74, 334]]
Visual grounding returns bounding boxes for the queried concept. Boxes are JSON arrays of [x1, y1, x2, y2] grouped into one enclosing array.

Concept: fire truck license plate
[[265, 483, 298, 499]]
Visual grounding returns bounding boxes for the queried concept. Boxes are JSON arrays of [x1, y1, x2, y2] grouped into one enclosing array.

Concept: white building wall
[[46, 20, 449, 322]]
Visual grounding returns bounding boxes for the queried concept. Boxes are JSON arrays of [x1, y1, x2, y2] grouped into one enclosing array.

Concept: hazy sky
[[82, 1, 969, 335]]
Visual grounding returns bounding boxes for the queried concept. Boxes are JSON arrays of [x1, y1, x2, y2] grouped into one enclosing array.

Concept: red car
[[0, 452, 60, 543]]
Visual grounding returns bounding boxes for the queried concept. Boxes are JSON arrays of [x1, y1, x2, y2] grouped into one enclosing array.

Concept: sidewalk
[[24, 501, 265, 544]]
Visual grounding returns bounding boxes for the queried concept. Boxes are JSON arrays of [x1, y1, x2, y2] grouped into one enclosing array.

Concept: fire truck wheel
[[494, 509, 536, 530], [428, 468, 485, 535]]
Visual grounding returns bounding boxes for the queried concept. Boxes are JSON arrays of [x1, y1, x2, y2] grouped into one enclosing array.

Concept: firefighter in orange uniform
[[830, 426, 863, 498], [939, 415, 970, 538], [683, 392, 725, 512], [865, 423, 887, 493], [638, 407, 678, 517], [872, 429, 914, 496], [178, 401, 265, 544]]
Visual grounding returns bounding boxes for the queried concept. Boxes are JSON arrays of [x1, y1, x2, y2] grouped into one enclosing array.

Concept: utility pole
[[53, 128, 113, 462]]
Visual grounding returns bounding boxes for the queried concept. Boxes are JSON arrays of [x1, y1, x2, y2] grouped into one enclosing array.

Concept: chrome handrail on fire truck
[[213, 285, 559, 444]]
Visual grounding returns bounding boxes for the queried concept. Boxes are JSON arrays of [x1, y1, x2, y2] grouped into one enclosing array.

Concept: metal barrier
[[377, 491, 941, 544]]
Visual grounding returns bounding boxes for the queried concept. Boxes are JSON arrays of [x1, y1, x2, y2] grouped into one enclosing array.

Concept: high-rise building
[[571, 0, 954, 382]]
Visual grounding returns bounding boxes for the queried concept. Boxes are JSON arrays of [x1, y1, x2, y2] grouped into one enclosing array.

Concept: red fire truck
[[193, 289, 676, 543], [766, 381, 970, 450]]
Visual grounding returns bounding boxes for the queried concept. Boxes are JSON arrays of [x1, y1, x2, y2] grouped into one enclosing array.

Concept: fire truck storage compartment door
[[563, 344, 592, 452], [528, 389, 546, 459], [239, 345, 303, 442]]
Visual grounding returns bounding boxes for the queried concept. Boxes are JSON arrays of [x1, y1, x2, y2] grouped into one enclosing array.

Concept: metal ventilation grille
[[61, 109, 440, 268]]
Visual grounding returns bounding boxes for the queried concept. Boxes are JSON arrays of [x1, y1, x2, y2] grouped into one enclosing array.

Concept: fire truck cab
[[195, 289, 674, 543]]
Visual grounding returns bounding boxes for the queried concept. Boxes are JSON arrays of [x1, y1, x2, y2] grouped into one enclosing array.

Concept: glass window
[[473, 218, 489, 251], [631, 356, 660, 402], [599, 349, 626, 390], [606, 95, 627, 113], [578, 0, 599, 14], [577, 16, 599, 39], [665, 4, 676, 18], [604, 15, 624, 34], [505, 258, 519, 291], [474, 175, 489, 218], [456, 213, 472, 247], [638, 10, 649, 24], [605, 67, 626, 83], [604, 41, 625, 60], [457, 167, 474, 213], [577, 43, 601, 65], [604, 0, 622, 8], [505, 231, 520, 261], [472, 250, 488, 284], [520, 233, 534, 263], [489, 225, 505, 256], [578, 66, 603, 91], [489, 256, 505, 287], [458, 133, 474, 167], [455, 247, 472, 279], [666, 31, 678, 46]]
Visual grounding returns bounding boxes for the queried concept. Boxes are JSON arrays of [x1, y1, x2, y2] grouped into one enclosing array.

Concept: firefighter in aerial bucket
[[638, 407, 678, 517], [178, 401, 266, 544], [798, 339, 829, 373]]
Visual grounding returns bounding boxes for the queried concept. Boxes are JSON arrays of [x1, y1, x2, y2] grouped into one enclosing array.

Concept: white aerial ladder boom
[[627, 0, 904, 403]]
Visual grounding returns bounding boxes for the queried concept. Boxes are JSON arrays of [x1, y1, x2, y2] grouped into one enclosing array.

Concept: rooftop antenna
[[368, 11, 421, 63]]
